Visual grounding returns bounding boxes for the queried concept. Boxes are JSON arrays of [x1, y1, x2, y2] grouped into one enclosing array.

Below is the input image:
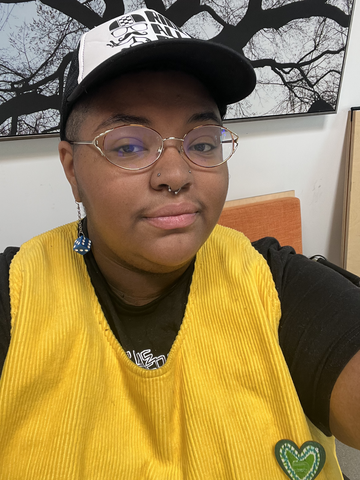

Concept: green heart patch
[[275, 440, 326, 480]]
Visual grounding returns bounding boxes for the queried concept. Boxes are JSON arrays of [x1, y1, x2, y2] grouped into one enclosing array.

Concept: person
[[0, 8, 359, 479]]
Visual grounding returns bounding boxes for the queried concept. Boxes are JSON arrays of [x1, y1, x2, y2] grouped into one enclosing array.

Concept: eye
[[115, 143, 146, 157], [189, 142, 215, 153], [187, 135, 219, 156], [106, 135, 149, 158]]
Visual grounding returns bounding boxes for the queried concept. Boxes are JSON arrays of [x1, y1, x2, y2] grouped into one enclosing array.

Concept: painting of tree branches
[[0, 0, 355, 138]]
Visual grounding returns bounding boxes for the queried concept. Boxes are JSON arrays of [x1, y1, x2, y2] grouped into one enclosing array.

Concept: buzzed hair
[[64, 94, 95, 142]]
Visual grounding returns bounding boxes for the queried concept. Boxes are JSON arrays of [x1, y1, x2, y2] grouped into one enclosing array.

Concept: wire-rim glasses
[[69, 124, 239, 171]]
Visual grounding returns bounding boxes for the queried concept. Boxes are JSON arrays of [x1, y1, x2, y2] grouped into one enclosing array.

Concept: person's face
[[59, 71, 229, 274]]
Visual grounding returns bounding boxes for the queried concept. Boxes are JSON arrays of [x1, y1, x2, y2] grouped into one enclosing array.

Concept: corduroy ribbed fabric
[[0, 222, 341, 479]]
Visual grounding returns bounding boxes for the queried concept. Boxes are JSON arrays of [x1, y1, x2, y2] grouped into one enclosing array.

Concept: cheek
[[201, 164, 229, 217], [219, 164, 229, 198], [73, 155, 135, 224], [79, 181, 134, 227]]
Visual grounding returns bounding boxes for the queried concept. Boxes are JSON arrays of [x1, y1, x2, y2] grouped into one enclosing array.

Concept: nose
[[150, 138, 192, 193]]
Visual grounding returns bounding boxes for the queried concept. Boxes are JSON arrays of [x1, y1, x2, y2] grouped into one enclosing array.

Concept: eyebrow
[[95, 111, 222, 132], [96, 114, 151, 131], [188, 111, 222, 125]]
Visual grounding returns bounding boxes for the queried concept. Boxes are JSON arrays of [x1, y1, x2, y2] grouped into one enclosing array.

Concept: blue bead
[[73, 235, 92, 255]]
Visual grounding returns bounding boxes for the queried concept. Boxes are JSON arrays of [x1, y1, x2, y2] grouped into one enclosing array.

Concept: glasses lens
[[103, 126, 161, 170], [183, 126, 235, 167]]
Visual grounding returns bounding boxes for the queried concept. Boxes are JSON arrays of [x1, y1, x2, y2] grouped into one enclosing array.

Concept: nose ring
[[168, 186, 182, 195]]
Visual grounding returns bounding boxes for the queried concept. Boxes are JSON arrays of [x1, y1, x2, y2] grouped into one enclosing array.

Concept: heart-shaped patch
[[275, 440, 326, 480]]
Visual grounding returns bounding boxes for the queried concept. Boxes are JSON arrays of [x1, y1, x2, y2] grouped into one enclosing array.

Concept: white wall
[[1, 2, 360, 265]]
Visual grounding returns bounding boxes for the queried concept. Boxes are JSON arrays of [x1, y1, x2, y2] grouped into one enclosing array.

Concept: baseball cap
[[60, 8, 256, 139]]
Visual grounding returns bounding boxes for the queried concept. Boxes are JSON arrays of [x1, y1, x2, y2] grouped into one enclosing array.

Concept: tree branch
[[312, 69, 341, 87], [213, 0, 351, 52], [0, 0, 101, 28], [0, 92, 59, 127], [102, 0, 124, 22], [251, 46, 345, 71], [162, 0, 201, 25], [263, 1, 350, 30], [246, 0, 262, 15], [40, 0, 101, 28], [144, 0, 166, 15], [15, 22, 75, 88], [25, 52, 73, 93]]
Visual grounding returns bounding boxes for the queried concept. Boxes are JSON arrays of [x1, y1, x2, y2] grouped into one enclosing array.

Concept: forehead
[[79, 70, 220, 134]]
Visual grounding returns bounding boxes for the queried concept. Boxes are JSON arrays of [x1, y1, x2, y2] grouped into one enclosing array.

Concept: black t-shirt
[[0, 247, 16, 373], [84, 248, 194, 369], [1, 236, 360, 436]]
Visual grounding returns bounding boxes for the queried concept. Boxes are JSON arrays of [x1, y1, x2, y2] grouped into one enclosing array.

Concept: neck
[[92, 248, 192, 307]]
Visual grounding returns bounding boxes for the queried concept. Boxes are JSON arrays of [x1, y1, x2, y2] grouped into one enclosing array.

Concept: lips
[[143, 203, 199, 230]]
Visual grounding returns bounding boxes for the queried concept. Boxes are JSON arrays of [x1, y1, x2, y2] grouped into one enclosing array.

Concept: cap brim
[[69, 38, 254, 103]]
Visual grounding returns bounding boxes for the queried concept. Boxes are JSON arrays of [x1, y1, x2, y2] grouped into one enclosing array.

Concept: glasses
[[69, 124, 238, 171]]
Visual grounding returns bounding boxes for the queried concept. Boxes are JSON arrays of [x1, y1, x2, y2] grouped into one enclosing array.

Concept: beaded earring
[[73, 201, 91, 255]]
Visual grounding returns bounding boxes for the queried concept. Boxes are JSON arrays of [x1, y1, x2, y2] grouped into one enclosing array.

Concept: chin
[[143, 238, 205, 271]]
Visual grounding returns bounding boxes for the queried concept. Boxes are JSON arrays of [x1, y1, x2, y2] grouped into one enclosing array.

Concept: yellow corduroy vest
[[0, 222, 341, 479]]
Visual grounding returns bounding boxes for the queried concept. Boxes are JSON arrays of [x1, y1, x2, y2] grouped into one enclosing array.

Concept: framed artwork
[[0, 0, 355, 138]]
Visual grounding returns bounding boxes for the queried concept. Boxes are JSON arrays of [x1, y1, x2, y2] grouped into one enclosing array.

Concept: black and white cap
[[60, 8, 256, 139]]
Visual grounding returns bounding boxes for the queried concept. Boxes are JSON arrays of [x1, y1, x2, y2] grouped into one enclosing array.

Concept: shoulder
[[16, 222, 78, 254], [205, 226, 279, 281], [209, 225, 266, 262], [252, 237, 360, 435], [252, 236, 299, 296], [8, 223, 79, 279]]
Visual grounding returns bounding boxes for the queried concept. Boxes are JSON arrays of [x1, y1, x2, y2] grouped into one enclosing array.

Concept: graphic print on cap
[[77, 9, 191, 85], [108, 14, 150, 49]]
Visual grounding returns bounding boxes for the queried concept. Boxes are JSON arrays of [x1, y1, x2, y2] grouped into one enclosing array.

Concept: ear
[[58, 141, 81, 202]]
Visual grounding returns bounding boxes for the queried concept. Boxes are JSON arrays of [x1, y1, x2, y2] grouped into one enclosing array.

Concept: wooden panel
[[219, 193, 302, 254], [342, 109, 360, 275], [224, 190, 295, 208]]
